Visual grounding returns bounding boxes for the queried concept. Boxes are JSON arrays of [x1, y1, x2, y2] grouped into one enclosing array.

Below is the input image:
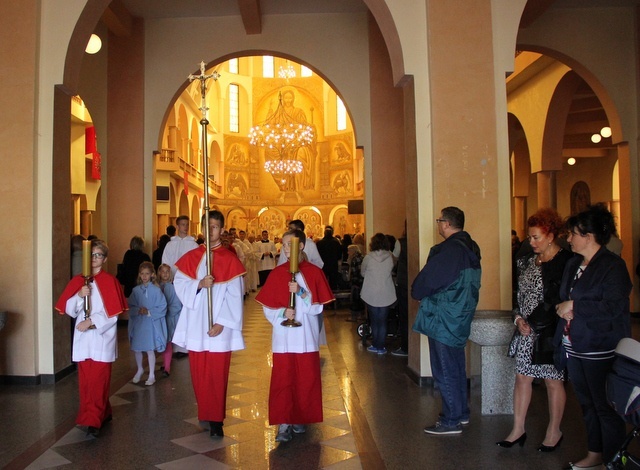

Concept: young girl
[[157, 263, 182, 377], [128, 261, 167, 385]]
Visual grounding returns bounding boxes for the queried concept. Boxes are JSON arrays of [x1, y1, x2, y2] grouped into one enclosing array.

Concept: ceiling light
[[600, 126, 612, 138], [567, 157, 576, 166], [591, 133, 602, 144], [85, 34, 102, 54]]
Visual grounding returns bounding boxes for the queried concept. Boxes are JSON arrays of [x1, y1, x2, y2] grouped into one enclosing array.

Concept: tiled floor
[[1, 295, 639, 469]]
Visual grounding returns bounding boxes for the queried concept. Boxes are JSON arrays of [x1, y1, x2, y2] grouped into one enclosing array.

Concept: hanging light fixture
[[249, 92, 314, 179]]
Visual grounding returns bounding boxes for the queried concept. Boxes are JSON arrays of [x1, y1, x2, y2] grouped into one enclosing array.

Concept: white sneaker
[[145, 377, 156, 386], [132, 371, 143, 384]]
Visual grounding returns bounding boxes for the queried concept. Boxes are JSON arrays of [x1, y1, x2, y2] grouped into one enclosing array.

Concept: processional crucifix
[[188, 61, 220, 330]]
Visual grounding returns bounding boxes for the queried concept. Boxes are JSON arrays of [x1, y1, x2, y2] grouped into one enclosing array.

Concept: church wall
[[369, 13, 406, 239], [0, 1, 39, 378], [105, 19, 146, 281]]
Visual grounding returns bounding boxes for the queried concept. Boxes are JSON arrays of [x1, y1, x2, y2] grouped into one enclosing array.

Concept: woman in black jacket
[[555, 204, 632, 469]]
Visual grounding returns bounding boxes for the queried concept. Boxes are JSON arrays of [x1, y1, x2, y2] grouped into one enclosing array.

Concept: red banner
[[184, 171, 189, 195], [92, 152, 101, 180], [85, 126, 97, 154]]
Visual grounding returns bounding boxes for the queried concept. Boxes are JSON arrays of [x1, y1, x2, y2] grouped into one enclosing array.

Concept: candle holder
[[81, 240, 96, 329], [281, 237, 302, 328]]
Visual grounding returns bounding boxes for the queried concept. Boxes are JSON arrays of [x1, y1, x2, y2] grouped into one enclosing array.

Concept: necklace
[[535, 245, 559, 266]]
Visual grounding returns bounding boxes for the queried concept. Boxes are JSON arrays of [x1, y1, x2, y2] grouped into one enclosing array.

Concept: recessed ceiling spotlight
[[600, 126, 612, 138], [591, 133, 602, 144]]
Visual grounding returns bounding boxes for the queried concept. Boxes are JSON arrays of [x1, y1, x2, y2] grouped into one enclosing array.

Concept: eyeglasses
[[91, 252, 105, 259], [435, 218, 448, 223]]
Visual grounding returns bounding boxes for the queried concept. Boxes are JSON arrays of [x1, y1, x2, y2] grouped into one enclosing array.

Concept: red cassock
[[55, 270, 128, 429], [175, 245, 245, 423], [256, 260, 334, 425]]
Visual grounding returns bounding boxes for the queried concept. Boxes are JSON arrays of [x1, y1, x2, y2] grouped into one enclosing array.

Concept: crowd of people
[[58, 202, 636, 469]]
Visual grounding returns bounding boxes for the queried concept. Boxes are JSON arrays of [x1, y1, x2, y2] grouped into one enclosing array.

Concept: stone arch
[[517, 45, 623, 144], [541, 71, 583, 172], [361, 0, 407, 86]]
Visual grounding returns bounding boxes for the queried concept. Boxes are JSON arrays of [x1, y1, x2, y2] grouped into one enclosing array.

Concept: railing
[[156, 148, 221, 196]]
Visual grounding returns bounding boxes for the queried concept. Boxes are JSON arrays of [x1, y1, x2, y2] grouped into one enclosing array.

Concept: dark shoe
[[275, 424, 293, 442], [86, 426, 100, 437], [162, 370, 170, 377], [424, 422, 462, 435], [537, 435, 563, 452], [562, 462, 603, 470], [102, 415, 112, 426], [391, 347, 408, 357], [209, 421, 224, 438], [292, 424, 306, 434], [496, 433, 527, 448]]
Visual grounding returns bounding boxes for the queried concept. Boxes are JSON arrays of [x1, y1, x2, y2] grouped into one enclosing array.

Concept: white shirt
[[276, 238, 324, 269], [65, 283, 119, 363], [162, 235, 199, 274], [172, 256, 245, 353], [256, 239, 277, 271], [263, 274, 323, 353]]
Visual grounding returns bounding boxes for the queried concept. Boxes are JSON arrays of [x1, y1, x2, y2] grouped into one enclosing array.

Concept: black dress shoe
[[496, 433, 527, 448], [209, 421, 224, 438], [102, 414, 113, 425], [538, 435, 563, 452], [86, 426, 100, 437]]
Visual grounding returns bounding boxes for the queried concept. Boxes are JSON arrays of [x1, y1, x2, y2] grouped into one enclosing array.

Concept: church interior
[[1, 0, 640, 468]]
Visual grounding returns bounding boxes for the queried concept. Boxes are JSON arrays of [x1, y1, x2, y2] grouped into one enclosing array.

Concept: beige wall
[[0, 1, 38, 376]]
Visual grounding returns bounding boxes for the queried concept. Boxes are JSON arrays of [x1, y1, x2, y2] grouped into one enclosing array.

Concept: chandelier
[[248, 92, 314, 178]]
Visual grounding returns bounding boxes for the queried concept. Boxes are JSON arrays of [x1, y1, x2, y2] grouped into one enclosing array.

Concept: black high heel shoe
[[496, 433, 527, 448], [537, 435, 563, 452]]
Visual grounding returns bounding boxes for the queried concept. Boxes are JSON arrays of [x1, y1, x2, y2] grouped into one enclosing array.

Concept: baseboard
[[0, 363, 76, 385], [406, 366, 434, 387]]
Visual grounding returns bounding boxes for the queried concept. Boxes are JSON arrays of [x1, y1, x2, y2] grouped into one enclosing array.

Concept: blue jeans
[[366, 304, 389, 349], [428, 337, 469, 427]]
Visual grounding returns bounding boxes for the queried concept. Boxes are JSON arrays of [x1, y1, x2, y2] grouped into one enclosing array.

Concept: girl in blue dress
[[128, 261, 167, 385]]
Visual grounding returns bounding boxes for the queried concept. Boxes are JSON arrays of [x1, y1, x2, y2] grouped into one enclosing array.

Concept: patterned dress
[[513, 255, 565, 380]]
